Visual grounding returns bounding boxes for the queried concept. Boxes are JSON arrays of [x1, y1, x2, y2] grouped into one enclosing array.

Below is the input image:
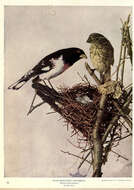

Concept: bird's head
[[61, 48, 87, 66], [87, 33, 106, 44], [75, 48, 87, 60]]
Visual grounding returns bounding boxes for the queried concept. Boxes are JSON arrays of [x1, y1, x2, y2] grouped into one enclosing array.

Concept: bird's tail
[[8, 69, 35, 90]]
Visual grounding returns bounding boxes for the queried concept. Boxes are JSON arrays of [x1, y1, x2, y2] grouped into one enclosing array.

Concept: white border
[[2, 0, 134, 6], [0, 0, 134, 188]]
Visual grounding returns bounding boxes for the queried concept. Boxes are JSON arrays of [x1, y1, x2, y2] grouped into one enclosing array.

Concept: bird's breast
[[41, 58, 69, 80], [63, 63, 70, 71], [89, 44, 112, 73]]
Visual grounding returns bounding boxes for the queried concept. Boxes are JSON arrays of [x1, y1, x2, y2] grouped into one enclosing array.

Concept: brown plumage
[[87, 33, 114, 83]]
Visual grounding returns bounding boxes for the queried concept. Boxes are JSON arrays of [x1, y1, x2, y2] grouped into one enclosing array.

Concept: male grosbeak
[[87, 33, 114, 83], [8, 47, 87, 90]]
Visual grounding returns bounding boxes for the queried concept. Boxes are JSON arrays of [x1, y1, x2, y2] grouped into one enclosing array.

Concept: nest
[[32, 82, 123, 143], [31, 79, 131, 173], [59, 84, 117, 140]]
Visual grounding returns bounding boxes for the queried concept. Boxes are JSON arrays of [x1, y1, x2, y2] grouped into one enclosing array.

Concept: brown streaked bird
[[87, 33, 114, 83]]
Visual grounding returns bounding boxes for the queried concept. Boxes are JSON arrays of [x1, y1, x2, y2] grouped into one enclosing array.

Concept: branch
[[102, 87, 132, 144], [121, 45, 127, 84], [60, 150, 91, 164], [85, 62, 101, 85], [111, 150, 129, 161], [113, 101, 132, 129], [116, 14, 132, 81], [78, 151, 91, 169], [92, 94, 107, 177]]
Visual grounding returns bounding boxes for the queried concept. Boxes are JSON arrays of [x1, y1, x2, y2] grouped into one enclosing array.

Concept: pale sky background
[[4, 6, 132, 177]]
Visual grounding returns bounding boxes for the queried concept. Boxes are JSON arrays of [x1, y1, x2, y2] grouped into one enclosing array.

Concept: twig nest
[[32, 82, 123, 142], [97, 81, 122, 99], [58, 83, 117, 140]]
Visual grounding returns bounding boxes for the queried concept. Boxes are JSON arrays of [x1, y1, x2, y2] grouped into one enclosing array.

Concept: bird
[[8, 47, 87, 90], [86, 33, 114, 83]]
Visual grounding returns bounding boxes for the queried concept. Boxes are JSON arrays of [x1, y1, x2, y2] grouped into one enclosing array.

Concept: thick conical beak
[[80, 54, 87, 59], [87, 38, 91, 43], [87, 35, 92, 43]]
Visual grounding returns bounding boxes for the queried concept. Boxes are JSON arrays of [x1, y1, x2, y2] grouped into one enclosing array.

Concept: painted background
[[5, 6, 132, 177]]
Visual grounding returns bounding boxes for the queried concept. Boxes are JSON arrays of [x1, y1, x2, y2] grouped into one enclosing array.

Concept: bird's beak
[[87, 39, 90, 43], [80, 54, 87, 59], [86, 36, 91, 43]]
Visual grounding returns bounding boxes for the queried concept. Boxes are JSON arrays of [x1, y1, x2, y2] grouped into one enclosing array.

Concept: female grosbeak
[[87, 33, 114, 83]]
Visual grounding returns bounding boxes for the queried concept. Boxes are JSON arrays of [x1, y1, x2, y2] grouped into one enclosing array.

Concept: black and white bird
[[8, 47, 87, 90]]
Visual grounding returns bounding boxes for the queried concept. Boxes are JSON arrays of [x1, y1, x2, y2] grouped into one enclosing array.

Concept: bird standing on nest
[[8, 47, 87, 90], [87, 33, 114, 83]]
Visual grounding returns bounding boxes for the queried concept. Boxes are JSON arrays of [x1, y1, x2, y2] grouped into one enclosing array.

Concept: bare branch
[[85, 62, 101, 85], [60, 150, 91, 164]]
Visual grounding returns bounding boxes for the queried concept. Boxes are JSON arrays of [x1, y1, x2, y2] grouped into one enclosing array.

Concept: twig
[[124, 94, 132, 108], [67, 139, 85, 150], [111, 150, 129, 161], [77, 72, 87, 83], [92, 94, 107, 177], [102, 88, 132, 144], [116, 14, 132, 81], [78, 151, 91, 169], [121, 45, 127, 84], [116, 40, 123, 81], [103, 125, 118, 164], [84, 74, 91, 84], [27, 101, 44, 115], [114, 133, 132, 142], [119, 119, 130, 132], [113, 101, 132, 129], [126, 27, 132, 64], [85, 62, 101, 85], [125, 14, 132, 64], [102, 115, 119, 144], [46, 111, 57, 115], [125, 83, 132, 90], [60, 150, 91, 164]]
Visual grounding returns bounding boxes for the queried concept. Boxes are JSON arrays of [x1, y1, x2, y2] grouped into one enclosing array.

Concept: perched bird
[[87, 33, 114, 83], [8, 47, 87, 90]]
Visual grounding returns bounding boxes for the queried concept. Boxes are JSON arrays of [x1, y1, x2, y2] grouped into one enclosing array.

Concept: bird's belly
[[41, 66, 64, 80], [90, 46, 107, 73], [40, 60, 68, 80], [90, 56, 106, 73], [90, 44, 113, 73]]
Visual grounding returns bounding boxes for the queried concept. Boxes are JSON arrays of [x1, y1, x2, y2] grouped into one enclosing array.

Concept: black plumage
[[8, 47, 87, 90]]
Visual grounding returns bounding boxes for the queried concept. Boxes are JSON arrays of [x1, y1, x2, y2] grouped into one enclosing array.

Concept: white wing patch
[[24, 69, 34, 77], [41, 66, 51, 72], [41, 55, 65, 80]]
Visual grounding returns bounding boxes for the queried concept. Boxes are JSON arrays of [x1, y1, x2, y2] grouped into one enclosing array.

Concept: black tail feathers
[[8, 79, 28, 90], [8, 69, 35, 90]]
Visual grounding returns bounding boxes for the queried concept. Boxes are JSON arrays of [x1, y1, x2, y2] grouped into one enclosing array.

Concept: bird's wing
[[8, 58, 55, 90], [32, 58, 55, 75]]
